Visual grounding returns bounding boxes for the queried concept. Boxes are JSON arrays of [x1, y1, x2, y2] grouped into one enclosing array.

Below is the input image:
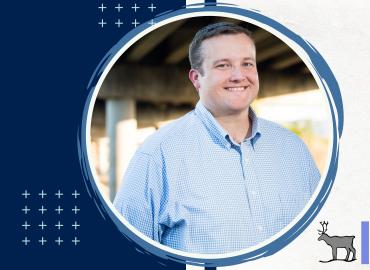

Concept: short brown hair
[[189, 22, 253, 75]]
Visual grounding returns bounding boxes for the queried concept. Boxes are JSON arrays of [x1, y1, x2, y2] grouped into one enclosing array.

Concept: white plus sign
[[38, 221, 47, 230], [55, 221, 64, 230], [72, 190, 80, 199], [115, 19, 123, 28], [72, 221, 80, 230], [131, 19, 140, 28], [22, 190, 30, 199], [98, 3, 107, 12], [38, 205, 47, 214], [22, 221, 31, 230], [72, 206, 80, 214], [98, 19, 107, 28], [55, 205, 63, 214], [148, 19, 156, 26], [131, 3, 140, 12], [148, 3, 156, 12], [38, 190, 47, 198], [22, 205, 31, 214], [22, 237, 30, 245], [55, 237, 64, 246], [55, 190, 63, 199], [72, 237, 80, 246], [115, 3, 123, 12], [38, 237, 47, 246]]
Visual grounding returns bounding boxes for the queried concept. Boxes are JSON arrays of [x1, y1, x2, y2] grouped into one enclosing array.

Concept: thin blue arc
[[78, 6, 343, 267]]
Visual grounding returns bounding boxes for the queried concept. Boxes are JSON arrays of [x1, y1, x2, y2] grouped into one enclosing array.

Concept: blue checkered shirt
[[114, 101, 320, 254]]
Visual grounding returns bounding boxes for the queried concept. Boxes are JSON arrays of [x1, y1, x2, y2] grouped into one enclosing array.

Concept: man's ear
[[189, 69, 201, 92]]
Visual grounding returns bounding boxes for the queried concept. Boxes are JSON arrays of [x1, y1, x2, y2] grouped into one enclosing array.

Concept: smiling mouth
[[224, 86, 247, 92]]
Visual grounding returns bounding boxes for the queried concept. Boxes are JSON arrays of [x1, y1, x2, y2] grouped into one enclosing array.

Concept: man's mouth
[[224, 86, 247, 92]]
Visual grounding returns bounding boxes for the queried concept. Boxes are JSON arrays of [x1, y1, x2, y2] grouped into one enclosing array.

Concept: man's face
[[189, 33, 259, 117]]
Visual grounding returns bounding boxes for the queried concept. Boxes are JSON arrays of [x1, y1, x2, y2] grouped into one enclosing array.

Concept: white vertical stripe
[[186, 0, 205, 8], [186, 264, 205, 270]]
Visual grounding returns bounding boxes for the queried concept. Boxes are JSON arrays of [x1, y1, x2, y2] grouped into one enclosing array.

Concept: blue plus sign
[[115, 3, 123, 12], [132, 19, 140, 27], [148, 3, 156, 12], [22, 190, 30, 199], [98, 19, 107, 28], [115, 19, 123, 28], [98, 3, 107, 12], [131, 3, 140, 12], [38, 190, 47, 198]]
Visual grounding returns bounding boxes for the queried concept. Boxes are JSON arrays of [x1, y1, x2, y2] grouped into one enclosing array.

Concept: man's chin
[[222, 105, 250, 116]]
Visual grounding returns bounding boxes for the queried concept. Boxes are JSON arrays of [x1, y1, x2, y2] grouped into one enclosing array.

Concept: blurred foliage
[[284, 120, 328, 173]]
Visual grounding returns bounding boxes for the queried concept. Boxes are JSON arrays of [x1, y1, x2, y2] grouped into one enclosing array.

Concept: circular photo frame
[[79, 5, 343, 267]]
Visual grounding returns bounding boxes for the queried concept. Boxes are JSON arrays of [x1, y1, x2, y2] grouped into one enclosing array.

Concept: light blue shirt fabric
[[114, 101, 320, 254]]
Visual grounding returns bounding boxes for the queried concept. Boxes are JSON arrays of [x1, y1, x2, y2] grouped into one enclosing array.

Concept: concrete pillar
[[91, 136, 109, 199], [97, 137, 109, 176], [106, 99, 137, 201]]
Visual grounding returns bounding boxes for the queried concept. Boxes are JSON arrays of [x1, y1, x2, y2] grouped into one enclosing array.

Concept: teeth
[[225, 87, 245, 92]]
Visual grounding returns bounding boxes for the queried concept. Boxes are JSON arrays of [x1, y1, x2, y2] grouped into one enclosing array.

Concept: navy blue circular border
[[78, 5, 343, 267]]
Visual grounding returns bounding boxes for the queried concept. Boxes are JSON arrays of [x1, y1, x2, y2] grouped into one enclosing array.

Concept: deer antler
[[318, 221, 329, 234]]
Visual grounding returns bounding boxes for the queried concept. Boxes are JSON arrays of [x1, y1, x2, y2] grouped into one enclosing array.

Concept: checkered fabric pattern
[[114, 101, 320, 254]]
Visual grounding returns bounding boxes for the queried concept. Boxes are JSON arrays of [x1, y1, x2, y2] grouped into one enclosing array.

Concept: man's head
[[189, 22, 254, 75], [188, 22, 259, 117]]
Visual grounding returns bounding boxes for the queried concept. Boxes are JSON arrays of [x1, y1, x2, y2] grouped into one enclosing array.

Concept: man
[[114, 22, 320, 254]]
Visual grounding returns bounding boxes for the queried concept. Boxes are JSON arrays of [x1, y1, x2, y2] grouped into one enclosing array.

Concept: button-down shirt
[[114, 101, 320, 254]]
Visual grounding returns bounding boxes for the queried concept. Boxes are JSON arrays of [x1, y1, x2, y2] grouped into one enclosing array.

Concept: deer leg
[[350, 246, 356, 260], [332, 247, 337, 260], [345, 248, 350, 261]]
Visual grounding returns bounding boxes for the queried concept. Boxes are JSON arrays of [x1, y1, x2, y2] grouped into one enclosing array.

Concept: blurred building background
[[89, 17, 331, 201]]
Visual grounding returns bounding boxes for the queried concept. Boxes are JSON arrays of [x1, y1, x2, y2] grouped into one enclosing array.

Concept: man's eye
[[243, 62, 254, 67], [216, 64, 229, 69]]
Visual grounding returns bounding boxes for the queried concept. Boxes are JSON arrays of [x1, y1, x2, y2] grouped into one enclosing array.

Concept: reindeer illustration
[[318, 221, 356, 262]]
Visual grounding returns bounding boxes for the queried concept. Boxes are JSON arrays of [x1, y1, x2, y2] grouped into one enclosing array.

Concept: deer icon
[[318, 221, 356, 262]]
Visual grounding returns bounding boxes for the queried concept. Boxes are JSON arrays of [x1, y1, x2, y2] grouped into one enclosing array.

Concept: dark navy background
[[3, 1, 186, 269]]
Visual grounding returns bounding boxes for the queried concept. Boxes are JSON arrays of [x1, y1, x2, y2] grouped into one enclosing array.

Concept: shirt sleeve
[[299, 139, 321, 195], [113, 151, 165, 242]]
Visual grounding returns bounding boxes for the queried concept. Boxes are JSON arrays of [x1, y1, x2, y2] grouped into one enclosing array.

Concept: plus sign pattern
[[97, 1, 164, 30], [4, 0, 186, 269], [20, 189, 81, 246]]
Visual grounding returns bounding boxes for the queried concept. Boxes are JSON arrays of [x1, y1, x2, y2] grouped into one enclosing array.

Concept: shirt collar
[[248, 107, 261, 144], [195, 101, 261, 148]]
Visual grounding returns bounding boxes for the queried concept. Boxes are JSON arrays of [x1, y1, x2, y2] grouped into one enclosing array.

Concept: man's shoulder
[[257, 117, 319, 174], [257, 117, 306, 146], [137, 110, 198, 156]]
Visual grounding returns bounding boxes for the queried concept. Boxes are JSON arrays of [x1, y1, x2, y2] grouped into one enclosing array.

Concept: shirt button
[[251, 190, 258, 196], [257, 225, 264, 232]]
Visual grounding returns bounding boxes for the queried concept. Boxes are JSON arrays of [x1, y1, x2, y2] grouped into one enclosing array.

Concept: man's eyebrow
[[212, 59, 230, 65], [212, 57, 256, 65], [242, 57, 256, 61]]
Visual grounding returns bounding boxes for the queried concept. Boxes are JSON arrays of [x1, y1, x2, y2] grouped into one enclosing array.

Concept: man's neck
[[215, 110, 251, 144]]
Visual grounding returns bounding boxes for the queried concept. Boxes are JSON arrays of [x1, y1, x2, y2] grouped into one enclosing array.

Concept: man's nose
[[229, 67, 245, 81]]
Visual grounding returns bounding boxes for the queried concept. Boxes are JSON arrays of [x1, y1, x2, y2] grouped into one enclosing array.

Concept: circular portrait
[[83, 7, 340, 267]]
